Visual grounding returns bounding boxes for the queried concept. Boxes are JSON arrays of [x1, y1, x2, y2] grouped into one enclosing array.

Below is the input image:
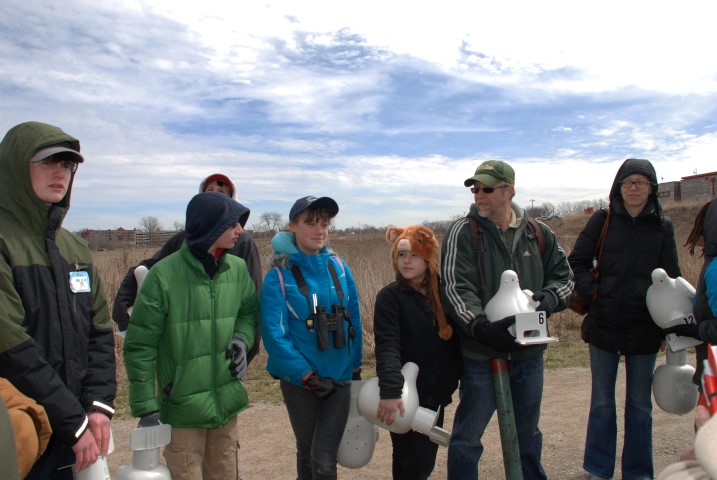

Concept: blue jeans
[[448, 354, 546, 480], [280, 380, 351, 480], [583, 344, 656, 480]]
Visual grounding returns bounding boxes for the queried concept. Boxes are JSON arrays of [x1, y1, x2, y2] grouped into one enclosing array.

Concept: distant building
[[80, 228, 179, 249], [678, 171, 717, 203], [658, 170, 716, 204], [657, 181, 681, 204]]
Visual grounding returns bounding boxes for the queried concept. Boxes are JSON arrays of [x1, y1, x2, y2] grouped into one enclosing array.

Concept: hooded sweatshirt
[[185, 191, 248, 278], [569, 158, 681, 354], [0, 121, 115, 445]]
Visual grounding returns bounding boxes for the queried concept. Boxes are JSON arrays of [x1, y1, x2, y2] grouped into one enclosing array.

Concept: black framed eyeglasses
[[470, 185, 509, 194], [33, 156, 78, 173], [620, 180, 651, 190]]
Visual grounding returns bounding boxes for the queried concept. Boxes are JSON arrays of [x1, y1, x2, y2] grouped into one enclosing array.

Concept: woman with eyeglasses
[[568, 158, 681, 480]]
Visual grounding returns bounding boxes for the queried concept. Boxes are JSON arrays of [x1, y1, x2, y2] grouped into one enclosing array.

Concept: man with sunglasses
[[440, 160, 573, 479], [113, 172, 263, 361], [0, 122, 116, 479]]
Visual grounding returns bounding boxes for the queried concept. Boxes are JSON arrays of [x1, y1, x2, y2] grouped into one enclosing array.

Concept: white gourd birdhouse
[[646, 268, 701, 352], [337, 381, 379, 469], [356, 362, 450, 447], [484, 270, 557, 344], [652, 349, 699, 415], [646, 268, 695, 328], [484, 270, 538, 321]]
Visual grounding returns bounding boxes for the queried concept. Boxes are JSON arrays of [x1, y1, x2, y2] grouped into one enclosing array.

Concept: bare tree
[[422, 214, 464, 235], [260, 212, 284, 235], [172, 220, 184, 231], [139, 216, 162, 245]]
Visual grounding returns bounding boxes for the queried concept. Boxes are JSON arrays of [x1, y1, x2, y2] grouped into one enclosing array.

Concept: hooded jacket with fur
[[260, 232, 362, 386], [0, 121, 115, 446], [123, 193, 259, 427], [569, 158, 681, 355]]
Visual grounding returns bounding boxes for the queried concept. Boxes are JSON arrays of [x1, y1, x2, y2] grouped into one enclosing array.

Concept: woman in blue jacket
[[261, 195, 362, 479]]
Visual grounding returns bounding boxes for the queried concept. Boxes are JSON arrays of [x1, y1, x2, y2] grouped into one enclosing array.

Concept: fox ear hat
[[385, 225, 453, 340]]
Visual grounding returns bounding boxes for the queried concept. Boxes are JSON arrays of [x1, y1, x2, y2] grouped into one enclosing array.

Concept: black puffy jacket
[[569, 159, 680, 355]]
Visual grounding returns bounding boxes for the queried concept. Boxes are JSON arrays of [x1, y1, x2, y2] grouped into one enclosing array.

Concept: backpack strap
[[467, 217, 487, 291], [467, 215, 547, 291], [327, 258, 344, 303], [526, 217, 546, 256], [272, 265, 286, 298]]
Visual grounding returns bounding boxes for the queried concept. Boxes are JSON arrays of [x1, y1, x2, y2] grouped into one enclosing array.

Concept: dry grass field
[[95, 201, 709, 478]]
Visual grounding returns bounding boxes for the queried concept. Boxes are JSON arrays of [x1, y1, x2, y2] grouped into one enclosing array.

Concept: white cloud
[[1, 0, 716, 234]]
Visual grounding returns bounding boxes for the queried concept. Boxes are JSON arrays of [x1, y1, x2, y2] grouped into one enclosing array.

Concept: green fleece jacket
[[440, 202, 574, 360], [124, 243, 259, 428]]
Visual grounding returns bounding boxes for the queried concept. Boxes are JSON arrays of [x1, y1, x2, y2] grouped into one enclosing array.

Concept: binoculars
[[314, 304, 348, 351]]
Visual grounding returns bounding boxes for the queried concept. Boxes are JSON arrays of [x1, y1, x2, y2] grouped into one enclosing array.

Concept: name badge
[[69, 271, 91, 293]]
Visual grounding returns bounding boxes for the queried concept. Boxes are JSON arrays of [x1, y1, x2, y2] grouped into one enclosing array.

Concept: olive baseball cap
[[463, 160, 515, 187]]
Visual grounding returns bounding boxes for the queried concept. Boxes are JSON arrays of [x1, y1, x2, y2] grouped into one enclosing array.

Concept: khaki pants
[[164, 416, 239, 480]]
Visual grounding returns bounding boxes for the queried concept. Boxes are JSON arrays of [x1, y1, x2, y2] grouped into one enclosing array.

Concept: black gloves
[[138, 411, 161, 428], [532, 289, 558, 318], [301, 372, 336, 401], [664, 323, 701, 339], [469, 315, 518, 351], [352, 368, 362, 381], [226, 334, 248, 380]]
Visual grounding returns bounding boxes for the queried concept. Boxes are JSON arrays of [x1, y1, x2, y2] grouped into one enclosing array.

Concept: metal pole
[[490, 358, 523, 480]]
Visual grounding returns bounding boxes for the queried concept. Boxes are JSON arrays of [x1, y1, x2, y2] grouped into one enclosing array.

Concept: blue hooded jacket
[[260, 232, 362, 386]]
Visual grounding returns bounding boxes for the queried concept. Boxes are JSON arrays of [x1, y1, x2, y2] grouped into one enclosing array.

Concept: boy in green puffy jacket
[[124, 192, 259, 480]]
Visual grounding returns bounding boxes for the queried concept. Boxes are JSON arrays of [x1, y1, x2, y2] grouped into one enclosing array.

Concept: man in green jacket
[[124, 191, 259, 480], [440, 160, 573, 479], [0, 122, 116, 479]]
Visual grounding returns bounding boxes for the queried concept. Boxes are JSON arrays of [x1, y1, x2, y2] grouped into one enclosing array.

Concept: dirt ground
[[107, 363, 698, 479]]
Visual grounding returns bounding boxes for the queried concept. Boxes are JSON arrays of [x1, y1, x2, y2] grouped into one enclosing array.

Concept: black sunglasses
[[470, 185, 509, 194]]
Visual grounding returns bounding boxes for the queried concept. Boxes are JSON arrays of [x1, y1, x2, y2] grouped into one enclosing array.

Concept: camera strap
[[273, 255, 347, 320]]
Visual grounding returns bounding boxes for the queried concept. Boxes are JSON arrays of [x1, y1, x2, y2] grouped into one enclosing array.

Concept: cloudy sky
[[2, 0, 716, 232]]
